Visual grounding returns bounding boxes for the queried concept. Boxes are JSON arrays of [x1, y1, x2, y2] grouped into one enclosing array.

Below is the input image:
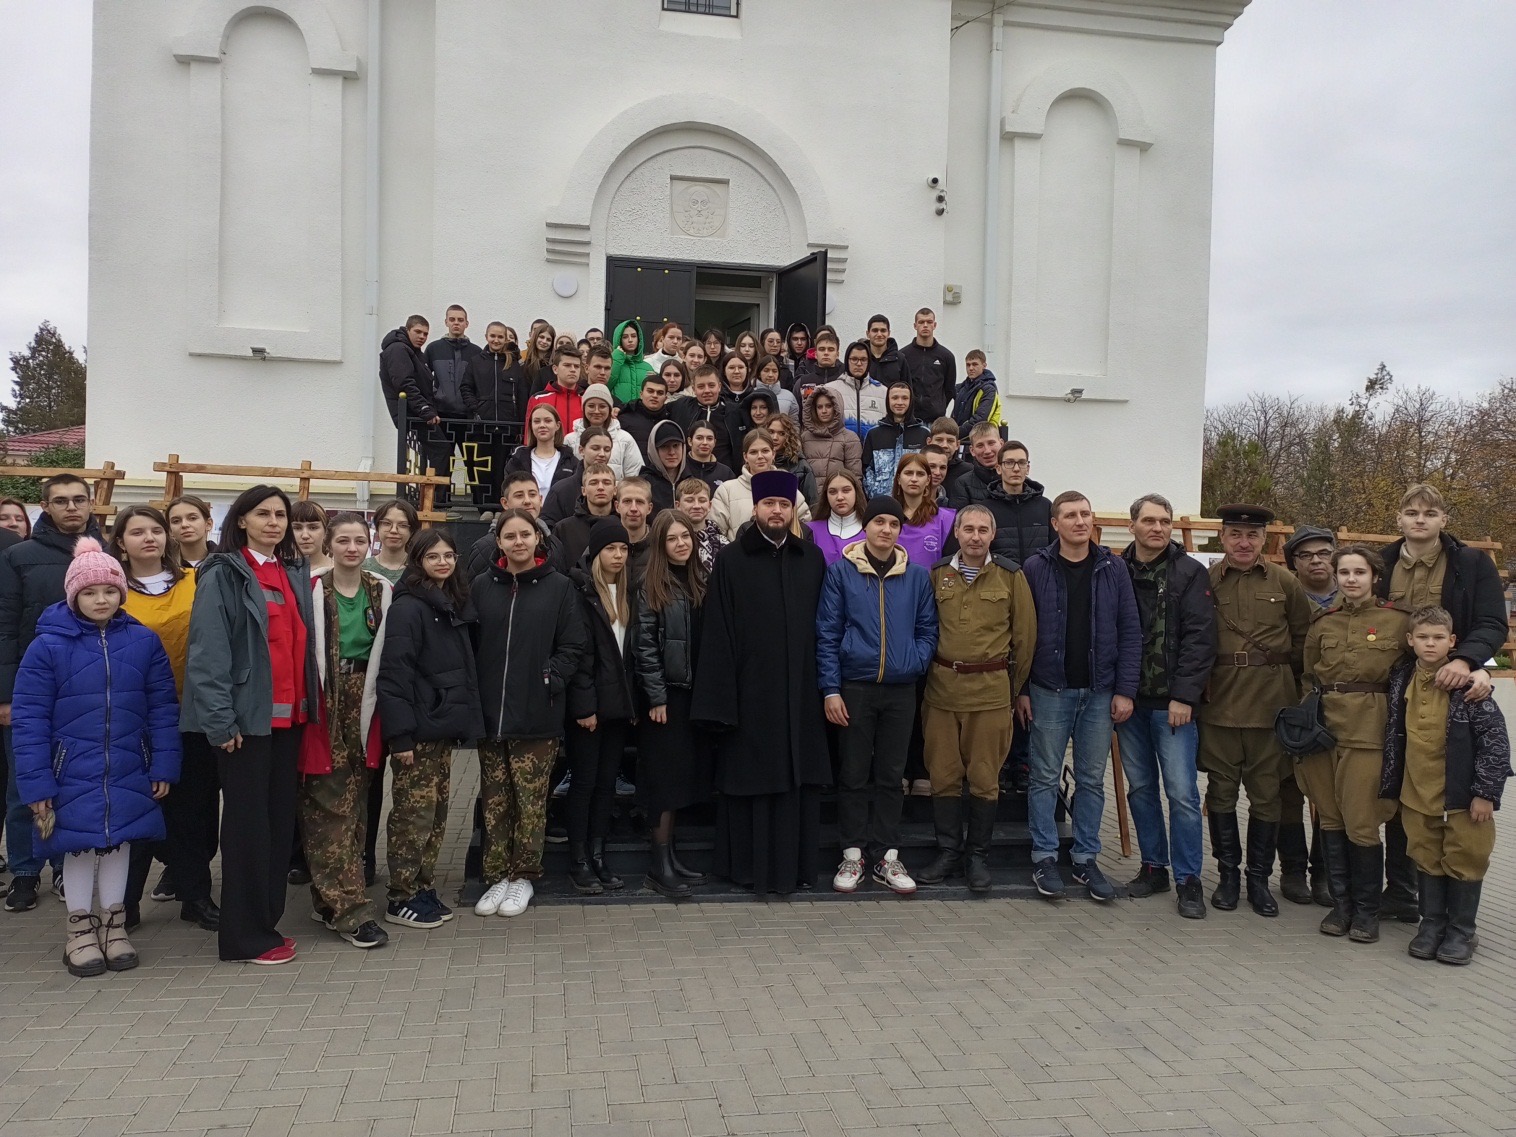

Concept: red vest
[[244, 550, 309, 728]]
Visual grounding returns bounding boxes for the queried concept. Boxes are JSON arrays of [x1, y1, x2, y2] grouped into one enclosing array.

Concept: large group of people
[[0, 306, 1508, 978]]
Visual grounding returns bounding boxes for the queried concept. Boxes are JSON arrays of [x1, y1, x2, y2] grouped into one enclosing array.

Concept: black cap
[[1283, 524, 1335, 568], [1217, 503, 1274, 528]]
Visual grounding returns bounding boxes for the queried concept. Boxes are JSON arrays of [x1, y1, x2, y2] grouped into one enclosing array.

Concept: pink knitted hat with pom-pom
[[64, 537, 128, 607]]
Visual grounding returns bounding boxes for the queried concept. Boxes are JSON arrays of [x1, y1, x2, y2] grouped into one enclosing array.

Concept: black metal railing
[[395, 393, 525, 504]]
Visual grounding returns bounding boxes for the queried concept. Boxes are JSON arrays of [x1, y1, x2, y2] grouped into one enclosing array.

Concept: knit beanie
[[586, 520, 631, 561], [64, 537, 128, 608], [581, 383, 615, 409], [862, 497, 906, 525]]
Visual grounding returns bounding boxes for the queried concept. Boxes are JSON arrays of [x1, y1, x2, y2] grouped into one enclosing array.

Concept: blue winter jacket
[[1021, 543, 1142, 698], [11, 603, 182, 857], [816, 543, 938, 694]]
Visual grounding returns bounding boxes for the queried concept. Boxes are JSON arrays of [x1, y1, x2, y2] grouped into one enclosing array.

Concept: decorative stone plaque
[[670, 177, 729, 238]]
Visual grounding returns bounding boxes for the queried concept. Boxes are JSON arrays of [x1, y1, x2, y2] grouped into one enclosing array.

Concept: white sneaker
[[833, 849, 865, 893], [474, 879, 512, 917], [873, 850, 917, 895], [498, 879, 534, 917]]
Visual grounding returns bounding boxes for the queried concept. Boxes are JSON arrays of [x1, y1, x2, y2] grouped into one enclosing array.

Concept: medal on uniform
[[1366, 627, 1377, 642]]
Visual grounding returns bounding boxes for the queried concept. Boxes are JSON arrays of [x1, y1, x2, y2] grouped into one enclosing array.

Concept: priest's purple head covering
[[750, 469, 798, 505]]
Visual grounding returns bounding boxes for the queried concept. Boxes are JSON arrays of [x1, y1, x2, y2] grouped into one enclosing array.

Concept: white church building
[[87, 0, 1249, 512]]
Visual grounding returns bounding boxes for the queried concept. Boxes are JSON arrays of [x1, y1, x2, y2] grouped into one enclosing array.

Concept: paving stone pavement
[[0, 748, 1512, 1137]]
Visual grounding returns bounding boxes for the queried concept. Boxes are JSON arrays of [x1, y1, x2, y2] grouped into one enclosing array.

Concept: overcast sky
[[0, 1, 1511, 408]]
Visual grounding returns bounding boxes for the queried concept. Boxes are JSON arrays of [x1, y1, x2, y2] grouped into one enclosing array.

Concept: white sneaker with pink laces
[[833, 849, 865, 893], [873, 850, 917, 895]]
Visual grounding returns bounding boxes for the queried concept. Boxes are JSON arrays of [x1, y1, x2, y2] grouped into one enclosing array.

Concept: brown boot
[[64, 911, 107, 978], [99, 904, 139, 971]]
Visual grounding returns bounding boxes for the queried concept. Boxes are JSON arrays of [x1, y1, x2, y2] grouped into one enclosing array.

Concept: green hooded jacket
[[608, 319, 654, 404]]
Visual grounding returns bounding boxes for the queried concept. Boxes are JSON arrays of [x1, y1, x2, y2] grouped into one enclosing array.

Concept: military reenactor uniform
[[1199, 505, 1312, 916], [1299, 596, 1410, 943]]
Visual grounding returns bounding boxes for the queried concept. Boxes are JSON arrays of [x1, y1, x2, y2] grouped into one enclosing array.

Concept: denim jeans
[[4, 727, 42, 878], [1027, 685, 1113, 865], [1116, 711, 1202, 881]]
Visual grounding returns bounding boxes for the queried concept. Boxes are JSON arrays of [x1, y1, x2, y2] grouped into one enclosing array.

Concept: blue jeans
[[1027, 685, 1112, 865], [1116, 711, 1202, 881], [5, 727, 42, 878]]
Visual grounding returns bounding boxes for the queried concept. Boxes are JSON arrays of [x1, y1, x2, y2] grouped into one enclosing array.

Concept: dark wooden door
[[604, 259, 697, 338]]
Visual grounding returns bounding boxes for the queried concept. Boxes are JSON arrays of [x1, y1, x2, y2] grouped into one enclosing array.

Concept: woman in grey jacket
[[182, 486, 321, 965]]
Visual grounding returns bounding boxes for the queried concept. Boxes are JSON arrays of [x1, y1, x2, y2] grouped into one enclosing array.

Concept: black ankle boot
[[667, 839, 707, 884], [569, 845, 603, 895], [915, 797, 963, 885], [589, 838, 624, 891], [1208, 812, 1241, 911], [1381, 813, 1419, 922], [1245, 819, 1279, 917], [1407, 871, 1448, 960], [1437, 879, 1481, 965], [1347, 842, 1383, 943], [963, 798, 996, 893], [645, 841, 692, 899], [1275, 822, 1312, 905], [1318, 829, 1353, 936]]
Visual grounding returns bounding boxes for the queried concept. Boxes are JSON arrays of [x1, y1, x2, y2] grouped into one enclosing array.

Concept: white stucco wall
[[87, 0, 1247, 514]]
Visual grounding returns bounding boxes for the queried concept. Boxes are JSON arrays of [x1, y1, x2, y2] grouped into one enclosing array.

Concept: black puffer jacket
[[0, 515, 104, 701], [375, 582, 486, 752], [379, 326, 437, 425], [462, 346, 528, 432], [1381, 656, 1511, 811], [471, 559, 586, 739], [867, 336, 908, 385], [982, 478, 1054, 566], [1119, 541, 1218, 710], [633, 575, 700, 708], [567, 567, 638, 722], [1373, 532, 1508, 670], [425, 335, 481, 417], [465, 521, 565, 584]]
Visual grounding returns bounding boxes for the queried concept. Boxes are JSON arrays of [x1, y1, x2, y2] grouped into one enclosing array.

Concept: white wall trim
[[1002, 58, 1155, 149], [172, 0, 359, 75]]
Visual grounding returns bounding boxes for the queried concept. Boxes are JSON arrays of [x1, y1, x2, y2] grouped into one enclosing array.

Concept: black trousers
[[835, 682, 916, 859], [564, 718, 629, 848], [364, 755, 388, 875], [217, 729, 299, 961], [125, 732, 222, 909]]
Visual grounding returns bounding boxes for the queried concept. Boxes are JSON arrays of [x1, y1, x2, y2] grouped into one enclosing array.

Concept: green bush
[[0, 444, 89, 503]]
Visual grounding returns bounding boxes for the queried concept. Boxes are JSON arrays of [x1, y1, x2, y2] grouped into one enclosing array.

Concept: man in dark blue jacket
[[817, 497, 938, 896], [1018, 491, 1141, 902], [1117, 494, 1218, 919]]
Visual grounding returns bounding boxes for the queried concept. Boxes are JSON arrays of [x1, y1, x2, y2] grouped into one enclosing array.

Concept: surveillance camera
[[250, 346, 269, 358], [1063, 387, 1085, 403], [935, 192, 947, 204], [928, 176, 942, 188], [935, 204, 947, 216]]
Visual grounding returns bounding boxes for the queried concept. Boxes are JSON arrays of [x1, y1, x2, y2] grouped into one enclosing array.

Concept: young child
[[1382, 605, 1511, 965], [13, 539, 181, 976], [675, 477, 727, 572]]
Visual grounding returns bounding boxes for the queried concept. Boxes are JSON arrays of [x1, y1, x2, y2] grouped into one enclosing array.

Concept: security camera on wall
[[927, 175, 942, 188]]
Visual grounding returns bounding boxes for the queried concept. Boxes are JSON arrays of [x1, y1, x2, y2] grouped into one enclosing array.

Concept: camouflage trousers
[[386, 740, 453, 904], [297, 670, 375, 932], [478, 738, 558, 882]]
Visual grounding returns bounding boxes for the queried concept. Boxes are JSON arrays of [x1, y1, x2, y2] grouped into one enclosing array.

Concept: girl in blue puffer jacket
[[12, 539, 181, 978]]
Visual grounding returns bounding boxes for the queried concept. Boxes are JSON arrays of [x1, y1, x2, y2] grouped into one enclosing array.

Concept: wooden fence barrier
[[153, 455, 452, 526], [0, 462, 124, 521]]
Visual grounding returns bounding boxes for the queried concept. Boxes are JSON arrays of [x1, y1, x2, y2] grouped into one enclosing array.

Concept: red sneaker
[[282, 937, 296, 949], [249, 945, 296, 966]]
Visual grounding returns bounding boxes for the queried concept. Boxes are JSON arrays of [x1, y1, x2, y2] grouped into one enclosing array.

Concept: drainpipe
[[359, 0, 382, 508], [981, 9, 1004, 363]]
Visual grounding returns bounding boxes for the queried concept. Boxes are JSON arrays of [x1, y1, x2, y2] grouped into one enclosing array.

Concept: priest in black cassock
[[693, 469, 830, 895]]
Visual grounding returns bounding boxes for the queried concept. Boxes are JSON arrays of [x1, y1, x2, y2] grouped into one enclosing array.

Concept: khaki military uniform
[[1198, 559, 1311, 822], [922, 557, 1036, 801], [1399, 667, 1496, 881], [1387, 545, 1447, 612], [1297, 599, 1410, 845]]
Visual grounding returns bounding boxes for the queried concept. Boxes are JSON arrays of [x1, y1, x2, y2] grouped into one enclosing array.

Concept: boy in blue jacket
[[817, 497, 938, 895], [951, 350, 1003, 437], [13, 540, 181, 977]]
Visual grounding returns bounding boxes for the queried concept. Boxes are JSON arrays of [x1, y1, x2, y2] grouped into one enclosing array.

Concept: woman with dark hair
[[720, 353, 750, 401], [377, 529, 483, 930], [806, 471, 866, 566], [363, 498, 417, 585], [702, 327, 729, 370], [110, 504, 221, 932], [861, 381, 929, 497], [634, 510, 712, 897], [732, 330, 759, 369], [471, 509, 586, 919], [750, 354, 799, 422], [290, 499, 333, 574], [891, 454, 956, 567], [166, 495, 216, 567], [658, 357, 689, 399], [182, 485, 320, 964], [0, 497, 32, 540], [505, 404, 579, 498]]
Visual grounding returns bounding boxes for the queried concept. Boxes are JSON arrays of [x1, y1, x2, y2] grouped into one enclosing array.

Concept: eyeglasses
[[422, 552, 456, 563], [377, 520, 410, 531], [48, 496, 90, 508], [1000, 459, 1030, 469], [1296, 550, 1334, 561]]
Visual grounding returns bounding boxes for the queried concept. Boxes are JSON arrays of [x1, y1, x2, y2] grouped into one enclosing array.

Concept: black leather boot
[[589, 838, 624, 891], [1347, 842, 1383, 943], [667, 839, 707, 885], [1407, 871, 1448, 960], [1381, 813, 1419, 922], [1309, 816, 1332, 906], [915, 797, 963, 884], [1318, 829, 1354, 936], [1208, 812, 1241, 911], [1275, 822, 1313, 905], [963, 798, 996, 893], [645, 841, 692, 899], [1436, 879, 1481, 965], [569, 845, 603, 895], [1245, 819, 1280, 917]]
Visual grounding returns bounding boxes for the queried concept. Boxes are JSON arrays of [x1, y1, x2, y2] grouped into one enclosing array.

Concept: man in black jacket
[[552, 463, 618, 569], [379, 315, 450, 480], [616, 373, 671, 456], [864, 315, 908, 385], [1116, 494, 1219, 919], [1373, 482, 1506, 921], [424, 306, 482, 506], [981, 441, 1054, 566], [1, 475, 100, 911], [899, 307, 956, 421], [947, 422, 1004, 508]]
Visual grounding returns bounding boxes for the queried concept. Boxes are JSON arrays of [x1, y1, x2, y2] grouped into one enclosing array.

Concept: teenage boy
[[818, 498, 937, 896], [951, 350, 1002, 437], [614, 479, 655, 583], [618, 373, 671, 455], [794, 330, 846, 406], [552, 463, 618, 568], [947, 422, 1003, 508], [676, 478, 727, 571], [864, 314, 907, 384], [672, 366, 734, 467], [526, 349, 586, 430], [466, 471, 564, 579], [640, 420, 689, 514], [983, 442, 1054, 566], [1382, 606, 1510, 966], [541, 427, 615, 526], [584, 344, 613, 390], [1118, 494, 1218, 919], [1374, 482, 1505, 922], [899, 308, 956, 421], [1019, 492, 1140, 902], [921, 446, 953, 507], [822, 338, 887, 439], [928, 418, 967, 476]]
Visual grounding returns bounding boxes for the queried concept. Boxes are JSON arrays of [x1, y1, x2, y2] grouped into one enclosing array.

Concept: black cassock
[[692, 523, 831, 894]]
